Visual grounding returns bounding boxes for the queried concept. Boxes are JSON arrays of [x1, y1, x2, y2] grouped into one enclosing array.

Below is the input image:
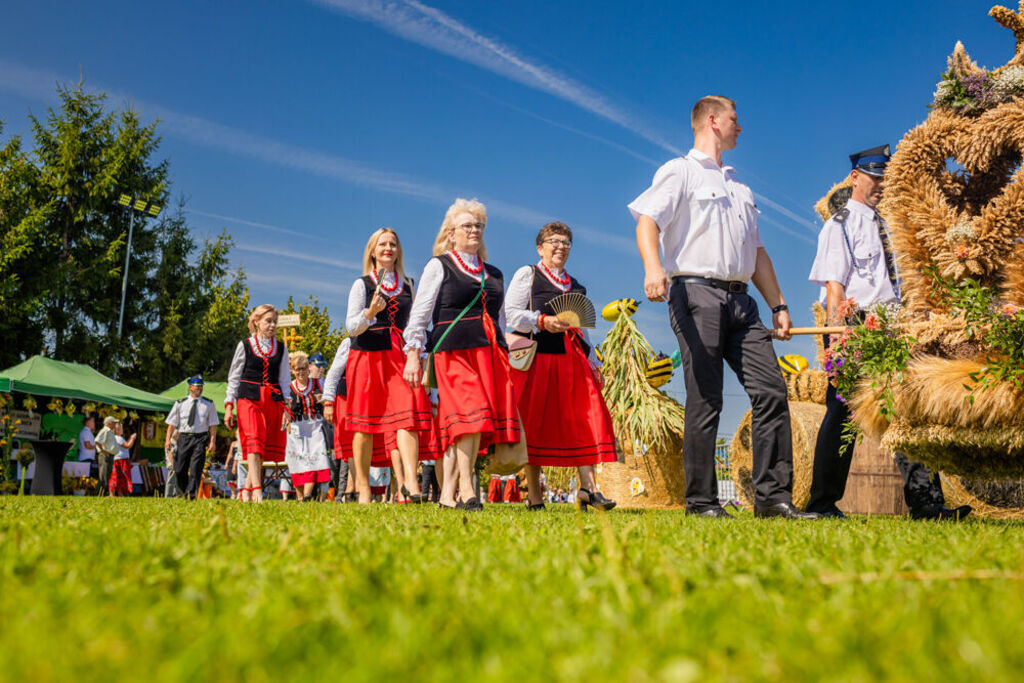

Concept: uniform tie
[[187, 398, 197, 428], [874, 211, 900, 299]]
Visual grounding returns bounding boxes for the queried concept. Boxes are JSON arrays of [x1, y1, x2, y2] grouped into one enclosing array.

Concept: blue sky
[[1, 0, 1016, 437]]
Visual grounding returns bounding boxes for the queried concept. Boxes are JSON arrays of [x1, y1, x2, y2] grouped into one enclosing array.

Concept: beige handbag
[[486, 411, 529, 475], [506, 333, 538, 372]]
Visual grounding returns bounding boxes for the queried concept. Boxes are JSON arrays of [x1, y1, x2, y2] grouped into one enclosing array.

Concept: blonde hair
[[362, 228, 412, 289], [248, 304, 278, 335], [289, 350, 309, 371], [432, 198, 488, 261], [691, 95, 736, 132]]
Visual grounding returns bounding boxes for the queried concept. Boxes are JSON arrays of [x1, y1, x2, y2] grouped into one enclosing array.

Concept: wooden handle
[[771, 326, 848, 336]]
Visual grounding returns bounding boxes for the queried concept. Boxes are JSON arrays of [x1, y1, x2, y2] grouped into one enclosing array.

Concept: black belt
[[674, 276, 748, 293], [178, 431, 208, 437]]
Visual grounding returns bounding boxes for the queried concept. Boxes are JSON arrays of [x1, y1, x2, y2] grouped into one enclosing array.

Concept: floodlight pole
[[116, 209, 137, 338]]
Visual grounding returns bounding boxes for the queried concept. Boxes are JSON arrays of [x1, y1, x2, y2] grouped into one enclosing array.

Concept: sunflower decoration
[[128, 411, 139, 421], [65, 402, 77, 417], [83, 402, 98, 415], [47, 398, 64, 414], [22, 395, 37, 415]]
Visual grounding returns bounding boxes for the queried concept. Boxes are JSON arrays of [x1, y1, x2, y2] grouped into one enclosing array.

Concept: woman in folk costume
[[343, 228, 434, 505], [285, 351, 332, 501], [403, 198, 520, 511], [505, 222, 617, 511], [225, 304, 292, 504], [323, 337, 392, 502]]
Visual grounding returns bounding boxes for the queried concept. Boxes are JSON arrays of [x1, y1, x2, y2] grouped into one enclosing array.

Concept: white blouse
[[402, 251, 506, 352], [225, 336, 292, 405], [504, 263, 598, 365], [346, 271, 406, 337], [321, 338, 351, 404]]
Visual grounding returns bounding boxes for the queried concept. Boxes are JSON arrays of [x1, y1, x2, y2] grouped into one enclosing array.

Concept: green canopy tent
[[0, 356, 174, 411], [160, 380, 228, 418]]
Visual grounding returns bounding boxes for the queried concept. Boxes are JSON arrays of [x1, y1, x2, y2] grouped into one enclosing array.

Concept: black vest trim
[[350, 274, 414, 352], [428, 255, 506, 352], [527, 266, 591, 356]]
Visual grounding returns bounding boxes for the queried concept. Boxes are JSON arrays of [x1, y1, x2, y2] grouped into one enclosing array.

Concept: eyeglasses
[[456, 222, 485, 233], [544, 239, 572, 248]]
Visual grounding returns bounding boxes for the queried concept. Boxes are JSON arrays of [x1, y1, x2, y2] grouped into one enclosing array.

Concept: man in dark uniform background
[[164, 376, 220, 499]]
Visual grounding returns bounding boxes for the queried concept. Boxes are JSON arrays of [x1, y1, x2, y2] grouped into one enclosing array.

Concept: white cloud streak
[[311, 0, 684, 155], [234, 244, 363, 272]]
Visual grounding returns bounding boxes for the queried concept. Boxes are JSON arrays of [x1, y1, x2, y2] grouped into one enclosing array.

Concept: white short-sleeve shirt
[[808, 199, 899, 307], [77, 426, 96, 461], [627, 149, 763, 282]]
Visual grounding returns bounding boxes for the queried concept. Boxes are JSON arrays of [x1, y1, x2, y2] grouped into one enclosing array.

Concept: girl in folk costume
[[403, 198, 520, 511], [225, 304, 292, 504], [505, 222, 617, 511], [323, 338, 392, 502], [343, 228, 434, 505], [286, 351, 332, 501]]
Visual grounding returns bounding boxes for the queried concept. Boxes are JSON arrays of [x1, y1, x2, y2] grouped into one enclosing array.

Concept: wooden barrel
[[839, 437, 908, 515]]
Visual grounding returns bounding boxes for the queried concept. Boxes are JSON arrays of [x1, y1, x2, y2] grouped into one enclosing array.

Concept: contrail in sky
[[0, 59, 629, 251], [310, 0, 684, 155]]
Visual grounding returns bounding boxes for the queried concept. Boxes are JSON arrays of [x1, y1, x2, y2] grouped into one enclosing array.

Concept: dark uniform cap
[[187, 375, 205, 385], [849, 144, 890, 177], [308, 353, 327, 367]]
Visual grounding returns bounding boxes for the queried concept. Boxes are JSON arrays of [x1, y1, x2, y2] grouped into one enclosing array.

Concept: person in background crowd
[[164, 376, 219, 500], [629, 94, 817, 520], [403, 199, 520, 512], [93, 416, 120, 497], [164, 429, 182, 498], [78, 414, 96, 477], [308, 353, 327, 380], [505, 221, 617, 512], [227, 435, 245, 501], [225, 304, 293, 503], [286, 351, 332, 501], [109, 418, 136, 497], [806, 145, 972, 521]]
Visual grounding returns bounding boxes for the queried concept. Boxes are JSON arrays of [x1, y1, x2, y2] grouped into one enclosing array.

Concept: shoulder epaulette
[[176, 397, 187, 404], [830, 207, 850, 223], [200, 396, 213, 404]]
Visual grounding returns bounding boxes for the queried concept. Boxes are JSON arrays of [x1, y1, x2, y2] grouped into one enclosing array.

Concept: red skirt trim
[[332, 394, 392, 466], [238, 387, 287, 463], [434, 345, 520, 452], [342, 349, 433, 433], [511, 335, 617, 468], [291, 469, 330, 486]]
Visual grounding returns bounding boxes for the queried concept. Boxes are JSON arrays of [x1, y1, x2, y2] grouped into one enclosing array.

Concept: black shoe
[[401, 484, 426, 504], [456, 497, 484, 512], [577, 488, 616, 511], [526, 502, 545, 511], [685, 506, 734, 519], [911, 504, 972, 521], [818, 508, 847, 519], [754, 502, 821, 520], [438, 500, 457, 510]]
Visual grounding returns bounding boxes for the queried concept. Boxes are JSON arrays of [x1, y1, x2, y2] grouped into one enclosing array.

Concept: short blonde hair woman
[[225, 304, 292, 503], [403, 198, 518, 512], [341, 227, 437, 504], [286, 350, 331, 502]]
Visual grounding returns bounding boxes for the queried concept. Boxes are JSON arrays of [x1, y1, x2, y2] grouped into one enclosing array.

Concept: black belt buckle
[[727, 280, 745, 293]]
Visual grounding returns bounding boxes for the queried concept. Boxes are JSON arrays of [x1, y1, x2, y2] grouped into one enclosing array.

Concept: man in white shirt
[[164, 376, 219, 499], [78, 415, 97, 463], [807, 146, 971, 521], [630, 95, 816, 520]]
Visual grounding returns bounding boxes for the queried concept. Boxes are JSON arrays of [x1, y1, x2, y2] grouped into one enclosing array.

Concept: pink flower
[[865, 314, 880, 331], [954, 245, 969, 259], [1003, 303, 1019, 316]]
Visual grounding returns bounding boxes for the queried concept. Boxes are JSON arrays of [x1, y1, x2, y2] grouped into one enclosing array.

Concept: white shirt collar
[[455, 250, 479, 265], [686, 148, 735, 174], [846, 199, 876, 219]]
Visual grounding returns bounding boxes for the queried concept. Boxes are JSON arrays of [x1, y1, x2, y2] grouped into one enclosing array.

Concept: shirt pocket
[[851, 244, 881, 278]]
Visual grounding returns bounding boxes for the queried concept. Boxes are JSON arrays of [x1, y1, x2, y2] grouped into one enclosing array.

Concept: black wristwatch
[[771, 304, 789, 314]]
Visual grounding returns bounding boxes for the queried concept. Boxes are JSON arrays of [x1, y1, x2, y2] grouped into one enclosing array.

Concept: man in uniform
[[806, 145, 971, 521], [630, 95, 818, 520], [164, 375, 220, 499]]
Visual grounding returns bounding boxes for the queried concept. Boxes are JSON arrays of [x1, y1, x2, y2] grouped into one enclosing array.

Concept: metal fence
[[715, 442, 739, 507]]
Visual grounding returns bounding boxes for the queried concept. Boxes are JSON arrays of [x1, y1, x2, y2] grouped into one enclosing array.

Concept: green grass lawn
[[1, 498, 1023, 682]]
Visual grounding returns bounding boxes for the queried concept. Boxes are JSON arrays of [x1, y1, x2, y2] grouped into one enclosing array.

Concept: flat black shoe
[[456, 497, 484, 512], [754, 502, 821, 520], [911, 504, 972, 521], [818, 508, 847, 519], [526, 502, 545, 511], [577, 488, 616, 512], [685, 506, 734, 519]]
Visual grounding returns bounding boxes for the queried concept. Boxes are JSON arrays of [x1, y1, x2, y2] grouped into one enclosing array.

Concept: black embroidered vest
[[350, 274, 414, 352], [238, 338, 285, 402], [429, 255, 506, 352], [527, 266, 591, 356], [290, 378, 323, 420]]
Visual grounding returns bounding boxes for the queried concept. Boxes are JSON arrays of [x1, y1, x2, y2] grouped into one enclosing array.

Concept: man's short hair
[[691, 95, 736, 132]]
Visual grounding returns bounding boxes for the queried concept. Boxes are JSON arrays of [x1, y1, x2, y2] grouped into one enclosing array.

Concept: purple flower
[[962, 72, 991, 100], [836, 393, 847, 403]]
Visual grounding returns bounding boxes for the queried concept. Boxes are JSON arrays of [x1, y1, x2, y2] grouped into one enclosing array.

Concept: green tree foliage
[[279, 295, 346, 361], [0, 82, 249, 390]]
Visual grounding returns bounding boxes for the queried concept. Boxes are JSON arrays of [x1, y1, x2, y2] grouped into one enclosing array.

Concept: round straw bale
[[940, 473, 1024, 519]]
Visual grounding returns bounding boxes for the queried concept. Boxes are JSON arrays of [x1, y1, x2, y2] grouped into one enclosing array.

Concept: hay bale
[[730, 401, 826, 508], [597, 440, 686, 508], [941, 473, 1024, 519], [786, 370, 828, 404]]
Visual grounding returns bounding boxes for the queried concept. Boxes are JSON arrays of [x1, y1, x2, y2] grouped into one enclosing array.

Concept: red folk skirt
[[343, 348, 433, 434], [109, 458, 132, 495], [237, 386, 287, 463], [511, 333, 616, 468], [504, 476, 522, 503], [434, 344, 520, 452], [291, 469, 331, 486], [332, 393, 392, 466]]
